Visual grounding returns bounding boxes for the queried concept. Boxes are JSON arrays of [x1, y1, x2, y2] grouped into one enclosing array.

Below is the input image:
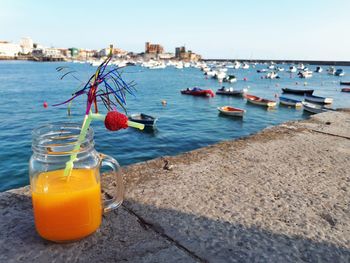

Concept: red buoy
[[43, 102, 48, 108]]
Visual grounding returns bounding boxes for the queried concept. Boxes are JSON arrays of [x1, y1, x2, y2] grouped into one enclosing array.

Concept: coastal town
[[0, 37, 202, 65]]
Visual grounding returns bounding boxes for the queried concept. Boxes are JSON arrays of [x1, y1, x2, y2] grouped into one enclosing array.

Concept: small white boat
[[297, 63, 305, 70], [233, 61, 241, 69], [242, 63, 250, 69], [335, 69, 345, 76], [276, 67, 284, 72], [327, 66, 336, 75], [265, 71, 279, 79], [298, 70, 313, 78], [216, 87, 248, 96], [288, 66, 297, 73], [223, 75, 237, 83], [279, 96, 303, 107], [315, 66, 323, 73], [217, 106, 246, 117], [302, 102, 334, 114], [268, 64, 275, 69], [304, 94, 333, 104]]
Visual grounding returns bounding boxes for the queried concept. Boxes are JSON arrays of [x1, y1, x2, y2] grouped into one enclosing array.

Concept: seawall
[[1, 111, 349, 262]]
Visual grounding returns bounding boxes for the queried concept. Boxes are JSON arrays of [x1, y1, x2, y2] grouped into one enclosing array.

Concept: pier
[[0, 111, 349, 262]]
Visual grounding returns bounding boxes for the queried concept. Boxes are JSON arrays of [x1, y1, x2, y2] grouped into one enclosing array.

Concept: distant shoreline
[[203, 59, 350, 66], [1, 56, 350, 66]]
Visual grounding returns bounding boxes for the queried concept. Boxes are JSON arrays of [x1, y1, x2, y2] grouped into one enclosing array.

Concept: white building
[[0, 41, 21, 57], [20, 37, 33, 54]]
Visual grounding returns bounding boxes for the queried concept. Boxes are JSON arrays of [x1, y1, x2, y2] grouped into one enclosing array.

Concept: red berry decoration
[[104, 111, 129, 131]]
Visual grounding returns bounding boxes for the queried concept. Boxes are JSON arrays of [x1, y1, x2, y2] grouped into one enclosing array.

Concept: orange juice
[[32, 168, 102, 242]]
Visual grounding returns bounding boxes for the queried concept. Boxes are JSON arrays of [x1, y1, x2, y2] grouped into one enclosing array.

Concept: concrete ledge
[[1, 112, 350, 262]]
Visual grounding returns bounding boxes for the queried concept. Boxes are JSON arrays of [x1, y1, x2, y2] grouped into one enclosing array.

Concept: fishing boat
[[340, 81, 350, 85], [216, 87, 248, 96], [223, 75, 237, 83], [245, 94, 276, 107], [242, 63, 250, 69], [217, 106, 246, 117], [335, 69, 345, 76], [276, 67, 285, 72], [265, 71, 279, 79], [279, 96, 303, 107], [315, 66, 323, 73], [297, 63, 305, 70], [181, 87, 215, 97], [298, 70, 313, 78], [288, 66, 297, 73], [341, 88, 350, 92], [327, 66, 336, 75], [257, 69, 267, 73], [129, 113, 158, 128], [282, 88, 314, 95], [302, 102, 334, 114], [304, 94, 333, 104]]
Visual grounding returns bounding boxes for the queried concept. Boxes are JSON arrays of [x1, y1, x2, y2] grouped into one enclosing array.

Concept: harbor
[[1, 111, 349, 262]]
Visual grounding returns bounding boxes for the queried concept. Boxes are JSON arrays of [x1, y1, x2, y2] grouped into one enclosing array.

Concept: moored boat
[[244, 94, 276, 107], [304, 94, 333, 104], [340, 81, 350, 85], [223, 75, 237, 83], [217, 106, 246, 117], [288, 66, 297, 73], [298, 70, 313, 78], [302, 102, 334, 114], [181, 87, 215, 97], [279, 96, 302, 107], [335, 69, 345, 76], [216, 87, 248, 96], [327, 66, 336, 75], [282, 88, 314, 95], [315, 66, 323, 73], [341, 88, 350, 92], [128, 113, 158, 128]]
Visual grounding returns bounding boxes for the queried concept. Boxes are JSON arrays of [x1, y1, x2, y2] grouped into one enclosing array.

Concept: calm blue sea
[[0, 61, 349, 191]]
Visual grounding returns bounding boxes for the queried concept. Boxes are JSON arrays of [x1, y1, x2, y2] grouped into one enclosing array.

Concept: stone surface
[[1, 112, 350, 262]]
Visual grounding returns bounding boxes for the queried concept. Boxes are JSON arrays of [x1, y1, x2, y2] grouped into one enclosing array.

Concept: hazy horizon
[[2, 0, 350, 61]]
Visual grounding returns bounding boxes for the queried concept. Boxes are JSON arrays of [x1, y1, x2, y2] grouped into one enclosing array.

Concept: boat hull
[[282, 88, 314, 95], [129, 114, 157, 128], [217, 107, 245, 117], [181, 89, 215, 97], [279, 100, 302, 107], [302, 102, 330, 114], [304, 95, 333, 104], [245, 94, 276, 107], [216, 89, 247, 96]]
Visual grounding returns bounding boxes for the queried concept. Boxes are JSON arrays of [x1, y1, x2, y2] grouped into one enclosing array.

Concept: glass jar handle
[[99, 153, 124, 213]]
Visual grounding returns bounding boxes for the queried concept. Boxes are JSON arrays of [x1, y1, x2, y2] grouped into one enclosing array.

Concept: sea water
[[0, 61, 349, 191]]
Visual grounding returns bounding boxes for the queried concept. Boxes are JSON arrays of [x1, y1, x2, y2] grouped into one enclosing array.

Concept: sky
[[1, 0, 350, 60]]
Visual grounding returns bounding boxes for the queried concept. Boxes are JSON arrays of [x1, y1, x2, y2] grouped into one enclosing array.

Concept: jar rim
[[32, 122, 94, 139], [32, 122, 94, 156]]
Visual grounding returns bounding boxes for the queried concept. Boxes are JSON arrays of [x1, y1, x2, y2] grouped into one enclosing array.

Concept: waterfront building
[[145, 42, 164, 54], [32, 47, 63, 59], [175, 46, 201, 62], [159, 52, 175, 59], [19, 37, 33, 54], [68, 47, 79, 58], [0, 41, 21, 57]]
